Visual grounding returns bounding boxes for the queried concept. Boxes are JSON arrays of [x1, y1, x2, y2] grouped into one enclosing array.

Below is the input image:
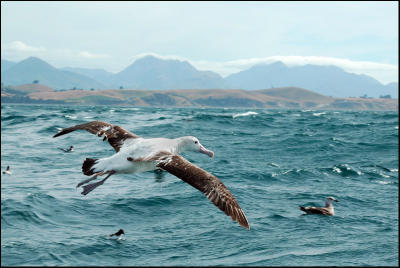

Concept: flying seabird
[[299, 197, 339, 216], [2, 166, 12, 175], [58, 145, 74, 152], [53, 121, 250, 229]]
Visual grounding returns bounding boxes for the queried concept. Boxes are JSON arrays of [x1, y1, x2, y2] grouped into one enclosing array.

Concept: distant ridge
[[1, 59, 16, 72], [258, 87, 330, 102], [1, 56, 398, 98], [61, 67, 114, 86], [1, 57, 106, 90], [113, 55, 225, 90], [224, 61, 393, 98], [2, 84, 397, 110]]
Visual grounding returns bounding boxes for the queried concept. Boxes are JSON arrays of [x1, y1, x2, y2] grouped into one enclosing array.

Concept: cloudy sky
[[1, 1, 398, 83]]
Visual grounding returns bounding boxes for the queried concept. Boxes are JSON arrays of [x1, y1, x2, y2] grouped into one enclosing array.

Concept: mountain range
[[1, 56, 398, 98]]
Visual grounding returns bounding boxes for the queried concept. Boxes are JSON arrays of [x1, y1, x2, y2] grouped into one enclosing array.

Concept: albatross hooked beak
[[199, 144, 214, 158]]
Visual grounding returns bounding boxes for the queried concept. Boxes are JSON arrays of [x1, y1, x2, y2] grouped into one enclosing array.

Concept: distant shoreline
[[1, 84, 398, 111]]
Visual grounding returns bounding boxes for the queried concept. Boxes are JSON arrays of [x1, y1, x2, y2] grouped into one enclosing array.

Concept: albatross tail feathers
[[82, 158, 99, 176], [299, 206, 306, 212]]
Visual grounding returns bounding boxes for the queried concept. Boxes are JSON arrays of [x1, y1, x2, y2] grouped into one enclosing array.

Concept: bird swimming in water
[[108, 229, 125, 240], [299, 196, 339, 216], [110, 229, 125, 237], [58, 145, 74, 152], [2, 166, 12, 175], [53, 121, 250, 229]]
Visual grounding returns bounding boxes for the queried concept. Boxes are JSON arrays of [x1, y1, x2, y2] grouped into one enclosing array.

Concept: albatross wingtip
[[53, 131, 65, 138], [241, 222, 250, 230]]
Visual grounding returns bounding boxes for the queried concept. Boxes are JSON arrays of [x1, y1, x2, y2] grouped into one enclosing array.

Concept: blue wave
[[1, 105, 398, 266]]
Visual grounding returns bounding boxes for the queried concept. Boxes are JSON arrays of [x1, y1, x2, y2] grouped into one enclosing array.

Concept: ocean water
[[1, 104, 398, 266]]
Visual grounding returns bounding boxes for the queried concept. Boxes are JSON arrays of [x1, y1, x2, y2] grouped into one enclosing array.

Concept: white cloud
[[78, 51, 109, 59], [2, 41, 45, 52], [129, 52, 188, 63]]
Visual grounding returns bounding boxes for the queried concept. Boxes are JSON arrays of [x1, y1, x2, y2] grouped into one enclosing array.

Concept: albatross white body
[[93, 137, 193, 174]]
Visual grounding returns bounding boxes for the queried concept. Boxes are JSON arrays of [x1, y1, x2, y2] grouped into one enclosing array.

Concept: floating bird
[[58, 145, 74, 152], [108, 229, 125, 240], [299, 197, 339, 216], [2, 166, 12, 175], [53, 121, 250, 229], [110, 229, 124, 237]]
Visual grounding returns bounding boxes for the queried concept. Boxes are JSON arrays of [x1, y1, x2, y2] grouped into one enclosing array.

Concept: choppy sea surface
[[1, 104, 398, 266]]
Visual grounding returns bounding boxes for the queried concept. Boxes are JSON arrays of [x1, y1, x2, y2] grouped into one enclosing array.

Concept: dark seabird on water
[[58, 145, 74, 152], [299, 197, 339, 216], [110, 229, 125, 237], [2, 166, 12, 175], [53, 121, 250, 229], [108, 229, 125, 241]]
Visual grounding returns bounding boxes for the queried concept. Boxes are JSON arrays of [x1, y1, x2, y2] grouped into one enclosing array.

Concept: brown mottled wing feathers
[[53, 121, 140, 152], [156, 153, 250, 229], [304, 206, 330, 215]]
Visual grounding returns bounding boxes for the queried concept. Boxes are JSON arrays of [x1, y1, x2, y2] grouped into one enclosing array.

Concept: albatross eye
[[194, 141, 198, 144]]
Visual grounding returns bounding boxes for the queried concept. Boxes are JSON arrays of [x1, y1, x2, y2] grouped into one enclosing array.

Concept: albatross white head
[[325, 196, 339, 207], [177, 136, 214, 158]]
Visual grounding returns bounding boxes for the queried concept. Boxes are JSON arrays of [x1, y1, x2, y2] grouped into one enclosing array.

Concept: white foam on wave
[[377, 180, 390, 185], [333, 166, 342, 173], [313, 112, 326, 116], [232, 111, 258, 119], [65, 115, 77, 119]]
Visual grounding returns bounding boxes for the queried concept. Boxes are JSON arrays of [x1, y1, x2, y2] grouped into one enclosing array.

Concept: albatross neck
[[325, 201, 334, 208]]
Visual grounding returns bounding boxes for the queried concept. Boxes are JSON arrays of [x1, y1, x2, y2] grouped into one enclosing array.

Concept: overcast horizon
[[1, 1, 398, 84]]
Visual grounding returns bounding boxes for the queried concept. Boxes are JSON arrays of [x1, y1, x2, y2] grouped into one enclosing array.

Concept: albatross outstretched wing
[[154, 153, 250, 229], [53, 121, 140, 152]]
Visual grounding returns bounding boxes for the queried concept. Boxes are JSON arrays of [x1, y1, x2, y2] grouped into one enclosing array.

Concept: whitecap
[[65, 115, 77, 119], [313, 112, 326, 116], [390, 169, 398, 172], [333, 166, 342, 173], [377, 180, 390, 185], [232, 111, 258, 119], [380, 173, 390, 178]]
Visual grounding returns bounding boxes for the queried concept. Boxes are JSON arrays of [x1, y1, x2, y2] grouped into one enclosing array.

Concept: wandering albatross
[[299, 197, 339, 216], [53, 121, 250, 229]]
